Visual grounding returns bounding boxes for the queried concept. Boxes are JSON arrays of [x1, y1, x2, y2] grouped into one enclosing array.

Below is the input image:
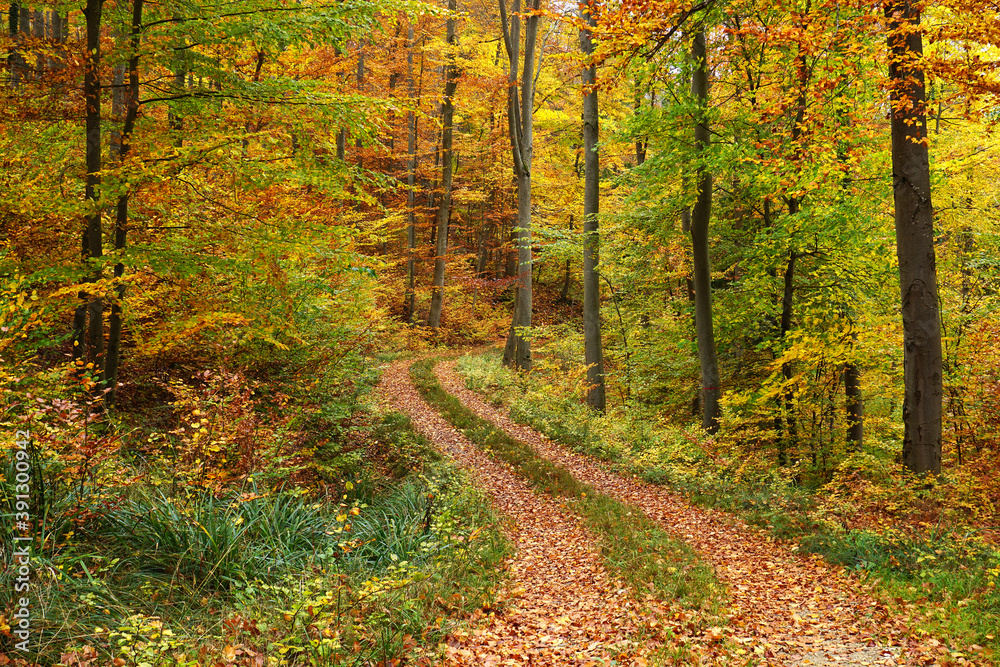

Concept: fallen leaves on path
[[379, 361, 670, 666], [433, 360, 936, 667]]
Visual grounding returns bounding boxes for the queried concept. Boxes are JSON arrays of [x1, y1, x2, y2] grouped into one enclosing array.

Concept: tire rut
[[434, 359, 912, 667], [379, 360, 667, 666]]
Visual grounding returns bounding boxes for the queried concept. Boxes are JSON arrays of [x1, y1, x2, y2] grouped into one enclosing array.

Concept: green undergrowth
[[0, 411, 509, 666], [409, 358, 722, 622], [455, 351, 1000, 662]]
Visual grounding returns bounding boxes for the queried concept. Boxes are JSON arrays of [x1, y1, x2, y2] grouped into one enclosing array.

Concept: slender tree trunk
[[331, 44, 347, 161], [580, 1, 605, 411], [886, 0, 942, 474], [681, 206, 700, 417], [777, 249, 797, 463], [405, 24, 418, 323], [168, 26, 185, 149], [500, 0, 539, 370], [428, 119, 443, 247], [633, 78, 647, 166], [9, 3, 28, 86], [355, 45, 365, 167], [844, 331, 864, 450], [689, 29, 720, 432], [105, 0, 143, 406], [428, 0, 458, 328], [74, 0, 105, 388], [8, 2, 22, 88], [30, 8, 41, 78]]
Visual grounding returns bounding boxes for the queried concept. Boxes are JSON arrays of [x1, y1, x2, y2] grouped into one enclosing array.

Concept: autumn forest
[[2, 0, 1000, 664]]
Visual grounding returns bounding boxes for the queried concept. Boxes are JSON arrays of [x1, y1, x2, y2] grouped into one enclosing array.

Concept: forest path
[[379, 359, 671, 666], [431, 359, 915, 667]]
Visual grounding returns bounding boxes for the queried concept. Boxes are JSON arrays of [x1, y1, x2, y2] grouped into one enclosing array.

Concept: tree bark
[[10, 3, 28, 86], [580, 0, 605, 411], [405, 23, 418, 323], [844, 331, 864, 450], [777, 250, 797, 463], [105, 0, 143, 406], [633, 78, 647, 166], [334, 45, 347, 161], [428, 0, 458, 329], [689, 29, 720, 433], [886, 0, 942, 474], [168, 24, 186, 149], [500, 0, 539, 370], [356, 46, 365, 154], [75, 0, 105, 386], [8, 2, 24, 88]]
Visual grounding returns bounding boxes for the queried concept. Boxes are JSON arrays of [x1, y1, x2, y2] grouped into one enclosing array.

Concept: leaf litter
[[431, 359, 943, 666], [379, 360, 674, 666]]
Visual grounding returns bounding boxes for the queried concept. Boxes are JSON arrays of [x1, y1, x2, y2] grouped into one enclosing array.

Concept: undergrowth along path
[[379, 360, 668, 666], [434, 359, 916, 667]]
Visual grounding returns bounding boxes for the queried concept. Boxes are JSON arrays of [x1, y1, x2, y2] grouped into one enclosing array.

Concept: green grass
[[409, 358, 721, 616], [453, 351, 1000, 663], [0, 411, 510, 666]]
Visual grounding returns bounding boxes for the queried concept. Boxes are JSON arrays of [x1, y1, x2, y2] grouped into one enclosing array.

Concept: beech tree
[[500, 0, 539, 370], [428, 0, 459, 328], [885, 0, 942, 474], [74, 0, 105, 386], [580, 0, 605, 410], [688, 26, 720, 433]]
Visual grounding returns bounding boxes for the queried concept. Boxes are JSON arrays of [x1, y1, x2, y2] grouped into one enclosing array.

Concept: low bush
[[0, 412, 509, 666]]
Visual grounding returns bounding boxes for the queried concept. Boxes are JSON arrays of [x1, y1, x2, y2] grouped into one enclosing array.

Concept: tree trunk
[[31, 8, 41, 78], [777, 250, 797, 463], [580, 1, 605, 411], [76, 0, 105, 387], [405, 23, 418, 323], [844, 331, 864, 450], [8, 2, 22, 87], [689, 29, 720, 433], [428, 0, 458, 329], [633, 78, 647, 166], [500, 0, 539, 370], [169, 27, 185, 148], [105, 0, 143, 406], [886, 0, 942, 474], [356, 46, 365, 154]]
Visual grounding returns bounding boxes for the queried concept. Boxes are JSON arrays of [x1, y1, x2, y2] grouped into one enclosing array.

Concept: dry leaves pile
[[432, 360, 925, 667], [379, 361, 668, 666]]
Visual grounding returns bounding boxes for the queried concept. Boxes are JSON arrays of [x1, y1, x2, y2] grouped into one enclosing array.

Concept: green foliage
[[95, 485, 347, 590], [1, 414, 509, 665]]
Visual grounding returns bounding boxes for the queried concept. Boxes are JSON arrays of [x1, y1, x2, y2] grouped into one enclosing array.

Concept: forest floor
[[380, 357, 941, 666]]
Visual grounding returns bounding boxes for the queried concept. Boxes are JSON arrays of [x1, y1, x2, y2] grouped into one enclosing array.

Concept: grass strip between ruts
[[409, 358, 723, 617]]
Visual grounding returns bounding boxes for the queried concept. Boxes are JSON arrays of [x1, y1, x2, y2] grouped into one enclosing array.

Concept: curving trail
[[433, 359, 914, 667], [378, 360, 669, 666]]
